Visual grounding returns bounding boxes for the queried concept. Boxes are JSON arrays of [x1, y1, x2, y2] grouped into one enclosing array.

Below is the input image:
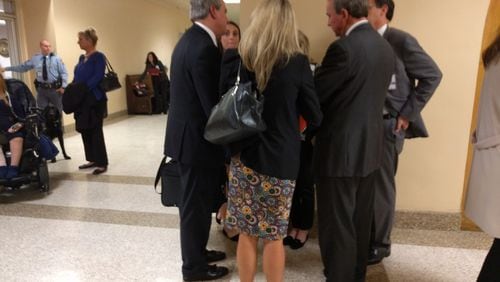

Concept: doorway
[[0, 0, 21, 79]]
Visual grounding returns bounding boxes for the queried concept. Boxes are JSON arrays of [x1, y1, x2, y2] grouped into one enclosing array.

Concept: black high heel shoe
[[290, 235, 309, 250], [222, 228, 239, 242], [283, 235, 295, 246]]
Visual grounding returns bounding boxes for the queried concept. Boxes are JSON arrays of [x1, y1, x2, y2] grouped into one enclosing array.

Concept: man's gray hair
[[333, 0, 368, 18], [190, 0, 223, 21]]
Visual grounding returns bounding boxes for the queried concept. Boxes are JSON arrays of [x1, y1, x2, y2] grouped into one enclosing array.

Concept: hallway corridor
[[0, 115, 493, 281]]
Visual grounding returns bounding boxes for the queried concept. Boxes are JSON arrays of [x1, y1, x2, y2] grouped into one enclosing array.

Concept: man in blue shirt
[[1, 39, 68, 111]]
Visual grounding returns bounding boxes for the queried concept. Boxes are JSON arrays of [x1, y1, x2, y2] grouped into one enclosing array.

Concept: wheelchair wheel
[[38, 160, 50, 192]]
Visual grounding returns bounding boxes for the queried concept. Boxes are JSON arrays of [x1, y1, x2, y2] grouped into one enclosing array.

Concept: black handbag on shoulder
[[100, 56, 121, 92], [204, 61, 266, 145], [154, 156, 181, 207]]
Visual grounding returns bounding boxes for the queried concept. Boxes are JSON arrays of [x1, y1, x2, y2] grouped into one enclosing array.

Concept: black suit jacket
[[220, 50, 323, 179], [165, 24, 225, 167], [314, 23, 395, 178], [383, 27, 442, 138]]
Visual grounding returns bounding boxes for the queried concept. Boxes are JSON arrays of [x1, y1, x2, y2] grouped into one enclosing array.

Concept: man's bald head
[[39, 40, 52, 56]]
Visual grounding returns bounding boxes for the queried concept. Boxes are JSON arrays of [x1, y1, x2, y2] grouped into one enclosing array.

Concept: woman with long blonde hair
[[221, 0, 322, 281], [0, 74, 25, 179]]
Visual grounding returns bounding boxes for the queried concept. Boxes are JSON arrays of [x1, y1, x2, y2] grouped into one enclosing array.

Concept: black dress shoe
[[206, 250, 226, 263], [290, 235, 309, 250], [183, 265, 229, 281], [367, 247, 391, 265], [78, 162, 96, 169]]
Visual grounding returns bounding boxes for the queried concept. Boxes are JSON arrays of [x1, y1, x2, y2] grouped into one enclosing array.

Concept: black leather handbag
[[100, 56, 121, 92], [154, 156, 181, 207], [204, 62, 266, 145]]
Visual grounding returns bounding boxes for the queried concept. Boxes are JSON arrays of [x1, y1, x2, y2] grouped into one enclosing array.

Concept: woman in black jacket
[[139, 52, 169, 114], [221, 0, 322, 280]]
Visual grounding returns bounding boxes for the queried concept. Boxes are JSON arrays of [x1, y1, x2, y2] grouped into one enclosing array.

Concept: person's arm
[[192, 45, 223, 118], [157, 60, 166, 73], [398, 34, 442, 122], [314, 42, 350, 110], [57, 56, 69, 88], [3, 58, 35, 73], [298, 56, 323, 135]]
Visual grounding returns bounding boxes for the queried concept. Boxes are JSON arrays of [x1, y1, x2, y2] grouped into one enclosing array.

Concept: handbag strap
[[235, 61, 241, 86], [103, 55, 115, 73]]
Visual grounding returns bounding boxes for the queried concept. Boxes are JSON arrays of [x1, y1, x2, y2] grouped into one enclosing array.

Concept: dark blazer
[[383, 27, 442, 138], [63, 82, 98, 132], [220, 50, 323, 179], [165, 24, 225, 167], [314, 23, 395, 178]]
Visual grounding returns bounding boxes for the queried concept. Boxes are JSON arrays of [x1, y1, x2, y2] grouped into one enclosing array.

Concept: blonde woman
[[221, 0, 322, 281], [0, 75, 25, 179], [73, 28, 108, 175]]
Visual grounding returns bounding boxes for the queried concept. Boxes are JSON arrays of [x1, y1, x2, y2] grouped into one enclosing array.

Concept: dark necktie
[[42, 56, 48, 81]]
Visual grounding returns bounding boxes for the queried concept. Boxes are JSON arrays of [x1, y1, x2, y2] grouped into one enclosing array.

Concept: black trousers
[[177, 163, 223, 276], [317, 171, 376, 282], [151, 76, 168, 114], [289, 140, 315, 230], [478, 238, 500, 282], [81, 102, 108, 167]]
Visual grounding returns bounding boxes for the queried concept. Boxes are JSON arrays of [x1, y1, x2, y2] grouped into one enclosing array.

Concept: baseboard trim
[[394, 211, 462, 231]]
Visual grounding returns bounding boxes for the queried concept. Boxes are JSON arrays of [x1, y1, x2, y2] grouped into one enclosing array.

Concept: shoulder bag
[[204, 61, 266, 145], [100, 56, 121, 92]]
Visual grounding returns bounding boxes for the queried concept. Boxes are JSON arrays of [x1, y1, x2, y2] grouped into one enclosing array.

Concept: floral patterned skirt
[[225, 157, 296, 241]]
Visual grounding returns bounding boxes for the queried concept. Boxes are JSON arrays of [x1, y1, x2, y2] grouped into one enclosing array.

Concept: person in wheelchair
[[0, 75, 25, 180]]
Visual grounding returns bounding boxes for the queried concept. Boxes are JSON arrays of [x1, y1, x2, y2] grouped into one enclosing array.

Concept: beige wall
[[241, 0, 490, 213], [15, 0, 191, 124]]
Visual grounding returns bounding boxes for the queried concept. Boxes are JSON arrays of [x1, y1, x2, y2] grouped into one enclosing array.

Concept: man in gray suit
[[367, 0, 443, 264], [314, 0, 395, 280]]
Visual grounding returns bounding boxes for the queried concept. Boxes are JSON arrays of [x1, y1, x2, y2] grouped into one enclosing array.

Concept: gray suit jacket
[[383, 27, 442, 138]]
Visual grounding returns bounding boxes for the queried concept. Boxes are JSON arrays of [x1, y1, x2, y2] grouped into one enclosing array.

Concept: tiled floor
[[0, 115, 492, 281]]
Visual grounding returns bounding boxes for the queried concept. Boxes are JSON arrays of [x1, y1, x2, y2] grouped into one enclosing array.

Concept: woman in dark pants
[[139, 51, 169, 114], [284, 31, 317, 249], [74, 28, 108, 175]]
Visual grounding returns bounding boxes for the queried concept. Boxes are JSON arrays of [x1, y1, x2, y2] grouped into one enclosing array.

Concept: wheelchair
[[0, 79, 50, 192]]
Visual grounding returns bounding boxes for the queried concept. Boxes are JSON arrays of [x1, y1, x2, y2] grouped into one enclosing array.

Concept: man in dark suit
[[314, 0, 395, 280], [367, 0, 443, 265], [164, 0, 228, 281]]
